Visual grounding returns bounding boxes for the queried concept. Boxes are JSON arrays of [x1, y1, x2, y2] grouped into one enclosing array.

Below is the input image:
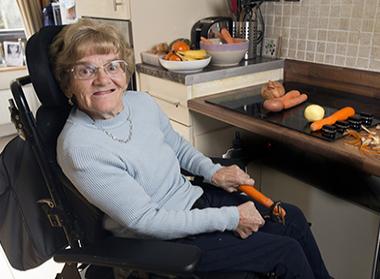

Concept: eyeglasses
[[69, 59, 128, 80]]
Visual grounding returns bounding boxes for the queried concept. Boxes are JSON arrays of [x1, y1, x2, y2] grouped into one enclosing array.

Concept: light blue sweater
[[57, 91, 239, 240]]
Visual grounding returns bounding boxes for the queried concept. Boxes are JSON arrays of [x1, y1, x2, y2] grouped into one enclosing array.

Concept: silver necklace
[[95, 115, 133, 144]]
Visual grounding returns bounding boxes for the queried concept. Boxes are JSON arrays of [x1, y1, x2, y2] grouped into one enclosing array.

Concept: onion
[[261, 80, 285, 100]]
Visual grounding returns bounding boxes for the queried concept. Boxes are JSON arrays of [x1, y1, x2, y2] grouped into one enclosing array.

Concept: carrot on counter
[[263, 90, 308, 112], [310, 106, 355, 132], [277, 90, 308, 109], [239, 185, 286, 220], [282, 93, 308, 109], [277, 90, 300, 100]]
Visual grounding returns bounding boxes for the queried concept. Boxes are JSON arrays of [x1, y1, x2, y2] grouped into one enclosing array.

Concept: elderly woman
[[51, 19, 330, 279]]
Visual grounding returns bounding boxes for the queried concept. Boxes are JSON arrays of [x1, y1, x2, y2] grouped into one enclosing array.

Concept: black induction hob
[[205, 82, 380, 141]]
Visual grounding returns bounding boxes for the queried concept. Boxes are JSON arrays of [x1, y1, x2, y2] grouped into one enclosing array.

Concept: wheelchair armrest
[[54, 236, 201, 277]]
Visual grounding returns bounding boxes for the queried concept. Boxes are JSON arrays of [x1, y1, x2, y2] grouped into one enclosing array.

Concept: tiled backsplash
[[261, 0, 380, 72]]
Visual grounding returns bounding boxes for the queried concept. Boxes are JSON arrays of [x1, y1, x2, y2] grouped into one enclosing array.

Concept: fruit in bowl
[[159, 52, 211, 73], [159, 38, 211, 73], [163, 49, 208, 61]]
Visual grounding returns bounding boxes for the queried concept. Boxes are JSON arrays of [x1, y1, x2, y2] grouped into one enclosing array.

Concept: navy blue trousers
[[177, 186, 330, 279]]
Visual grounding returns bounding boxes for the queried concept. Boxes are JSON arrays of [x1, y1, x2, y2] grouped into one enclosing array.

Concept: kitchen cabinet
[[259, 164, 379, 279], [76, 0, 131, 20], [75, 0, 231, 63], [136, 59, 284, 156]]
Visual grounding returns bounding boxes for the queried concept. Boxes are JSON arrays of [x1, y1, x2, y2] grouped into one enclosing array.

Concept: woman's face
[[69, 52, 129, 119]]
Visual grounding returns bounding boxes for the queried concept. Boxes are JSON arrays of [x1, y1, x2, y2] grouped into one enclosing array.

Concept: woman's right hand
[[235, 201, 265, 239]]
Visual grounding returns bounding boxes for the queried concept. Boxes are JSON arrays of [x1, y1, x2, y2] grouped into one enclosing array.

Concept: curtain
[[16, 0, 43, 38]]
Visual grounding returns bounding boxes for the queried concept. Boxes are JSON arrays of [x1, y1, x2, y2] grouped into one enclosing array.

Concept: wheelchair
[[1, 25, 274, 279]]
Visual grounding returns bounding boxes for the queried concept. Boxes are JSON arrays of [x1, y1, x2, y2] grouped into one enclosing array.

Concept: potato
[[304, 104, 325, 122], [263, 99, 284, 112]]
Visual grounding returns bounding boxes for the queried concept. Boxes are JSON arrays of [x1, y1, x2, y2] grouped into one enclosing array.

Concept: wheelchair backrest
[[0, 25, 108, 270], [25, 25, 110, 245]]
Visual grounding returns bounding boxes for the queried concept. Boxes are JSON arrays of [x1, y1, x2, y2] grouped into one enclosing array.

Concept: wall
[[261, 0, 380, 72], [0, 68, 40, 137], [130, 0, 228, 63]]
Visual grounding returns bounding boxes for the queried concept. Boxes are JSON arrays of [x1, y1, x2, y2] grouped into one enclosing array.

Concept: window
[[0, 0, 26, 66]]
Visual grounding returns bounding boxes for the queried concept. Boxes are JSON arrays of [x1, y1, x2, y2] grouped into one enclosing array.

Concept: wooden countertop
[[188, 87, 380, 177]]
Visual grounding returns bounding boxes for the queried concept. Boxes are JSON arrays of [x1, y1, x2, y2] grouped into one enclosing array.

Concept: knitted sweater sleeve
[[155, 102, 221, 183], [58, 146, 239, 239]]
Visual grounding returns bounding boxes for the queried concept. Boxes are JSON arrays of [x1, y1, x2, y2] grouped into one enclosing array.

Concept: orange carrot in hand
[[239, 184, 286, 219], [310, 106, 355, 132]]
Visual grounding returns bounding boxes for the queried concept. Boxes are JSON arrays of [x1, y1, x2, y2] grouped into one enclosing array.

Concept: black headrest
[[26, 25, 67, 107]]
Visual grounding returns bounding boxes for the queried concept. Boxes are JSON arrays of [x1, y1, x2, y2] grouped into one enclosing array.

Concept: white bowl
[[159, 56, 211, 73], [200, 38, 249, 66]]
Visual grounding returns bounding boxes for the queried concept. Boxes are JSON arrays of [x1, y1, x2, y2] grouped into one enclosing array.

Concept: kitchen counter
[[188, 85, 380, 177], [188, 83, 380, 215], [136, 57, 284, 85]]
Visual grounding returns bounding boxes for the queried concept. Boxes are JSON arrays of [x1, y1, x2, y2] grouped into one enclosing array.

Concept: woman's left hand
[[211, 165, 255, 193]]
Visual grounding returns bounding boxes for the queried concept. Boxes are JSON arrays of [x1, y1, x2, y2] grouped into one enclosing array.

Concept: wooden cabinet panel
[[139, 74, 189, 105], [76, 0, 131, 20], [152, 96, 190, 126], [259, 166, 379, 279], [170, 120, 192, 142]]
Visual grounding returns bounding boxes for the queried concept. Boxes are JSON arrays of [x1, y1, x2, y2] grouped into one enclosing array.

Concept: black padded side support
[[54, 237, 201, 277], [26, 25, 67, 107]]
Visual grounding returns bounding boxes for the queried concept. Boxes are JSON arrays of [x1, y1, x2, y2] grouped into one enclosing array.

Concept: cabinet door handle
[[113, 0, 123, 11], [147, 92, 181, 108]]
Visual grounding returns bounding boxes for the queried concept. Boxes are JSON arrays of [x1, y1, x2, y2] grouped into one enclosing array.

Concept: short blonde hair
[[49, 19, 134, 96]]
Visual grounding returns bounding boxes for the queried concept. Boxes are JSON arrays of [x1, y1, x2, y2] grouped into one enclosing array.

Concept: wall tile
[[262, 0, 380, 72], [326, 42, 336, 54], [318, 30, 327, 41], [358, 46, 371, 58], [347, 45, 358, 56], [359, 33, 372, 45], [307, 41, 316, 52], [315, 53, 324, 63], [339, 18, 350, 30], [317, 42, 326, 53], [369, 59, 380, 70], [373, 47, 380, 59], [373, 33, 380, 46], [308, 29, 318, 40], [335, 55, 346, 66], [336, 44, 347, 56], [325, 54, 335, 64], [356, 58, 369, 68], [306, 52, 315, 62]]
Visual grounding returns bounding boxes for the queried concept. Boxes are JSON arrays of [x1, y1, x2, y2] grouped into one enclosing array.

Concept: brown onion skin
[[261, 80, 286, 100]]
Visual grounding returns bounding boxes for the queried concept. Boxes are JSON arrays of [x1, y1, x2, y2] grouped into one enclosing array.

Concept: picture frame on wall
[[3, 41, 24, 67]]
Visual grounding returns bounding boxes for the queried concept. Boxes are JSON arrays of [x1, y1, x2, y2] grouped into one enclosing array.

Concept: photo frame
[[3, 41, 24, 67]]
